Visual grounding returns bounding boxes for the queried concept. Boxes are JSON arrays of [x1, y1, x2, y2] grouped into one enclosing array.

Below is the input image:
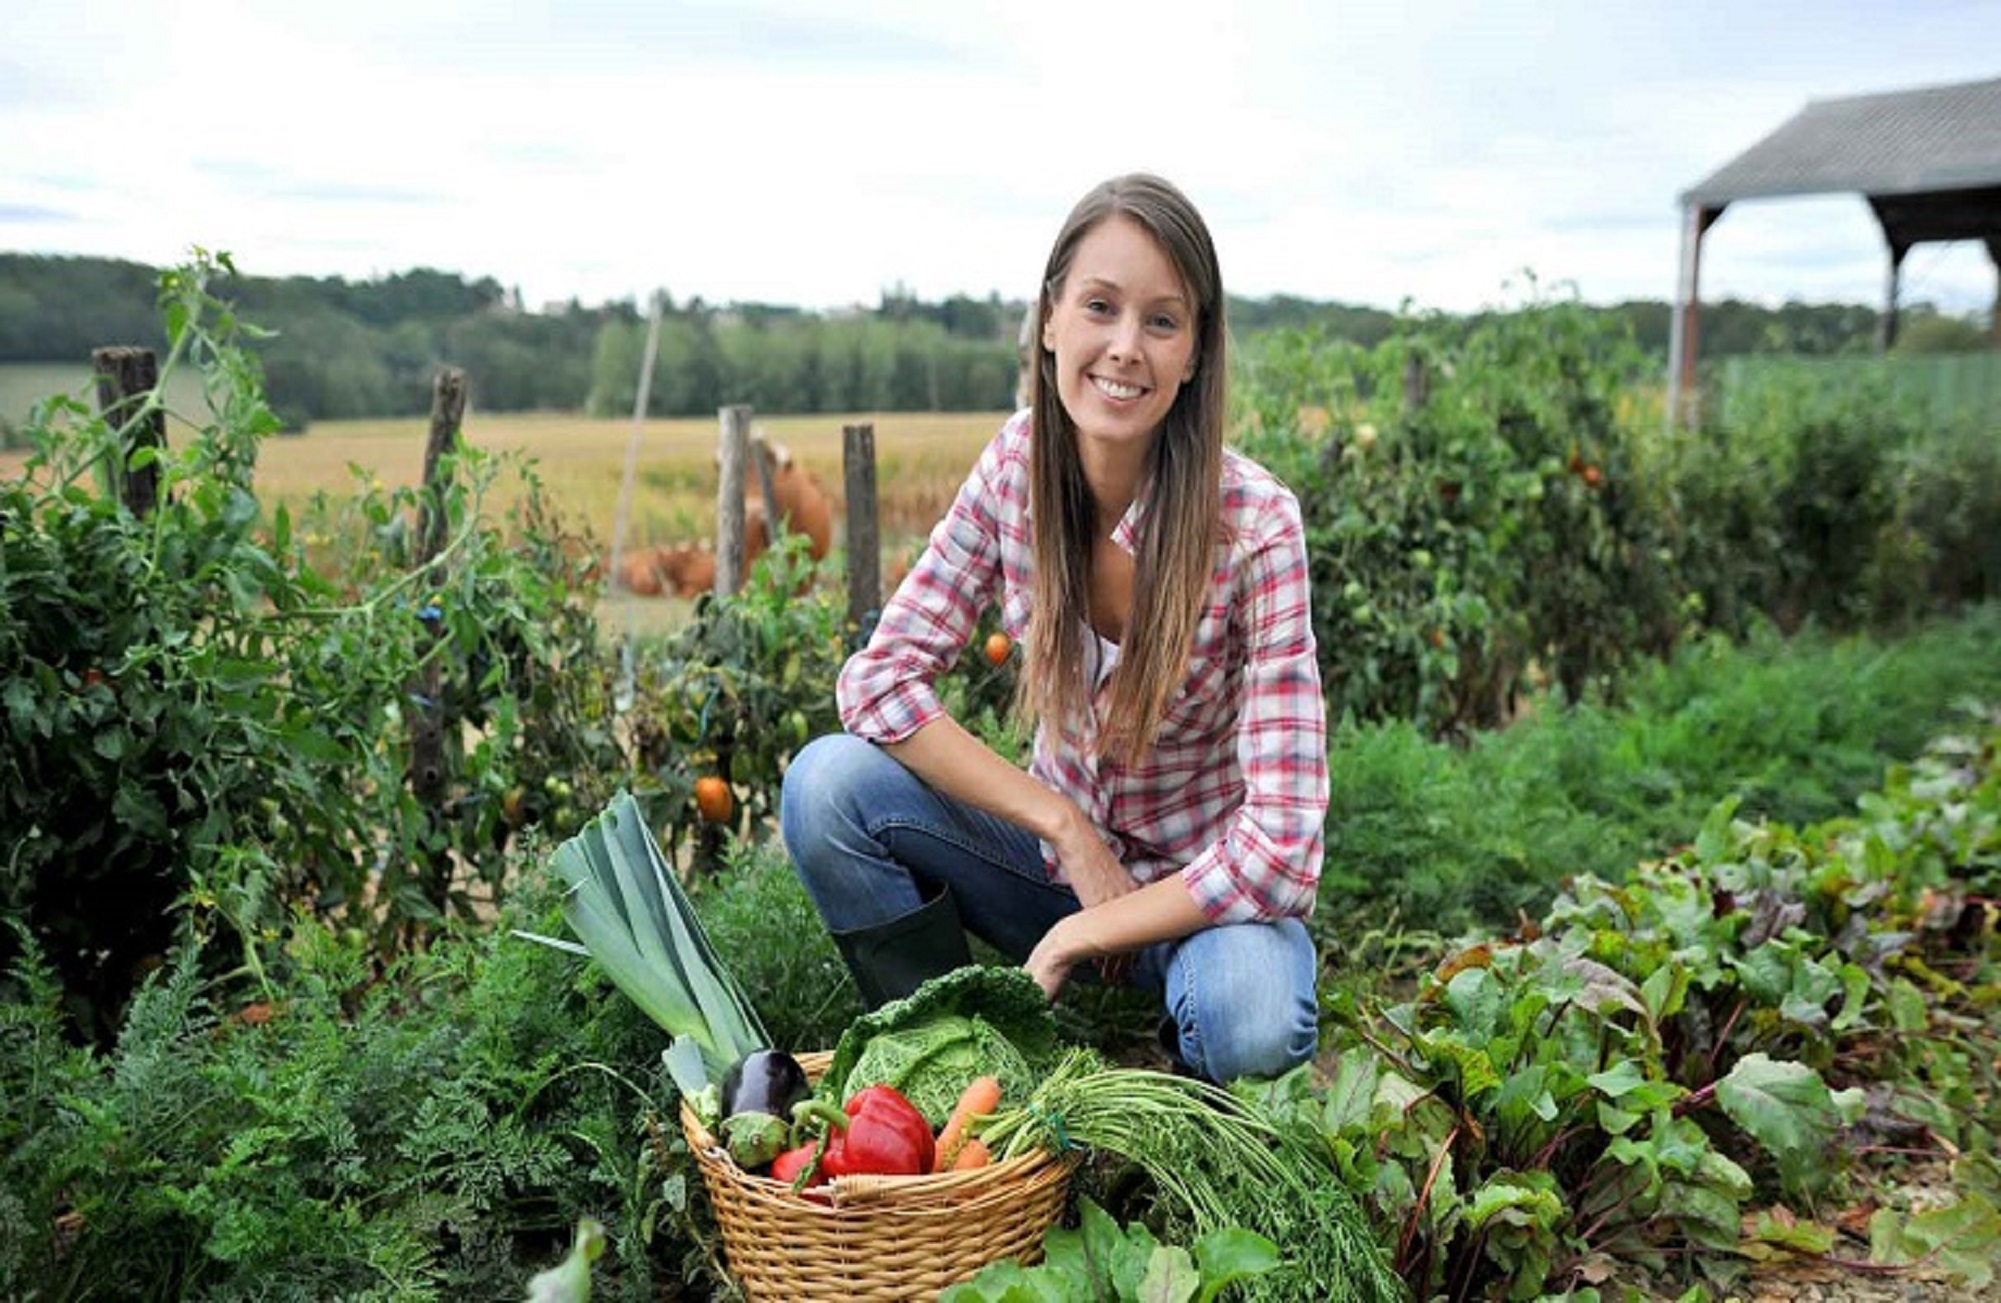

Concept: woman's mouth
[[1091, 375, 1146, 402]]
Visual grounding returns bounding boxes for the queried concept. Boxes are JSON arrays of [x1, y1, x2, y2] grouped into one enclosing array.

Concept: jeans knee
[[780, 733, 868, 853], [1171, 921, 1319, 1083], [1199, 1005, 1317, 1082], [1181, 980, 1316, 1082]]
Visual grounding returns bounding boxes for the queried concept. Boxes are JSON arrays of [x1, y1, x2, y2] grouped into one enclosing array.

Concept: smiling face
[[1041, 214, 1200, 455]]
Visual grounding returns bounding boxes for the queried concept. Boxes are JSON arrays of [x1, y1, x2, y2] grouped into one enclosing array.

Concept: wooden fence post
[[410, 367, 467, 916], [715, 405, 752, 596], [843, 422, 880, 636], [1403, 352, 1430, 412], [417, 369, 467, 570], [91, 346, 164, 517]]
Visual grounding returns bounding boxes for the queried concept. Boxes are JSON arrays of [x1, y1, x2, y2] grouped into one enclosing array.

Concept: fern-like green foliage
[[0, 862, 677, 1299]]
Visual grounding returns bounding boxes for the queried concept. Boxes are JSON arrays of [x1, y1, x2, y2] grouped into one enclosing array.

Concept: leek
[[517, 791, 769, 1095]]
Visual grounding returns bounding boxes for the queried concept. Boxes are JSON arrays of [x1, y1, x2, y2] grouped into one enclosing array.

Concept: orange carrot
[[932, 1075, 1003, 1172], [949, 1138, 992, 1171]]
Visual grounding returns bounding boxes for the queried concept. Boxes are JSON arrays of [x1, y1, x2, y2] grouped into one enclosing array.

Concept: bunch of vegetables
[[701, 1059, 1005, 1189], [816, 963, 1061, 1125], [695, 962, 1062, 1187], [978, 1050, 1404, 1303]]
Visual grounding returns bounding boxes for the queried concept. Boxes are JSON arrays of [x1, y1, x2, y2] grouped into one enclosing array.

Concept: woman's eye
[[1083, 298, 1113, 316], [1149, 313, 1182, 332]]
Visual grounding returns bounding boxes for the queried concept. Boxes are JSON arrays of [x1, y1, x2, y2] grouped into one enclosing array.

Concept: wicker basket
[[680, 1050, 1072, 1301]]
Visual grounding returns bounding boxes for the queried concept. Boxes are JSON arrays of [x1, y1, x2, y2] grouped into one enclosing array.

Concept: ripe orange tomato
[[983, 632, 1012, 667], [694, 775, 734, 824]]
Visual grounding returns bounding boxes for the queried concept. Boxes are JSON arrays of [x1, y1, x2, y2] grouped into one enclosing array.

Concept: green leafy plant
[[940, 1196, 1280, 1303], [1296, 704, 2000, 1299], [0, 842, 710, 1301], [517, 790, 770, 1094], [622, 535, 847, 870], [1235, 292, 2000, 743], [0, 252, 628, 1035], [1235, 290, 1680, 737]]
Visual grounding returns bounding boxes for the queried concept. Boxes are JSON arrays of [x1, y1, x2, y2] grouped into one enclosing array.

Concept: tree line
[[0, 253, 1982, 429]]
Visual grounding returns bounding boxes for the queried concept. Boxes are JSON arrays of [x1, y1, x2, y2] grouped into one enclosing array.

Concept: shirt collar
[[1109, 477, 1153, 555]]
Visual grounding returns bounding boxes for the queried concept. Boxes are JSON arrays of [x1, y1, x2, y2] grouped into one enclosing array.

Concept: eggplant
[[717, 1049, 812, 1170]]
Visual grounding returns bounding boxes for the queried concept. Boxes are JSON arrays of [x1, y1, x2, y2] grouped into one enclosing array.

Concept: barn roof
[[1682, 75, 2001, 211], [1667, 76, 2001, 424]]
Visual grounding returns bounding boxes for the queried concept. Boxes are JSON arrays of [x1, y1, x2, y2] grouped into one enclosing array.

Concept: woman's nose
[[1107, 314, 1144, 361]]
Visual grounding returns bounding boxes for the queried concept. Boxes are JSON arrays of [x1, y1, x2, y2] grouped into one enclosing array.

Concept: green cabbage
[[821, 966, 1062, 1128]]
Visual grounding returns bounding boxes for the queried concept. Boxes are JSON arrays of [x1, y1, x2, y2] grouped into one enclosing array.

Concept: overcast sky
[[5, 0, 1998, 318]]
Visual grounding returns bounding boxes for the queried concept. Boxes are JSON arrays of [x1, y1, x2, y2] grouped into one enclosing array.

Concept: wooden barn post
[[1402, 352, 1430, 412]]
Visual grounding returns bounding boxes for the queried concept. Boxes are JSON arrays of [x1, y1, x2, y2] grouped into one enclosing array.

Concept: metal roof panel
[[1681, 76, 2001, 208]]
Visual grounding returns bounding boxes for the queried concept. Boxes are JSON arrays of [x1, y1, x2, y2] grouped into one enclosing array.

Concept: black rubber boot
[[831, 887, 975, 1010]]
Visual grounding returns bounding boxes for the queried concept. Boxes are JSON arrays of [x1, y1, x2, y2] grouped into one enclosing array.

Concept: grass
[[1315, 603, 2001, 942]]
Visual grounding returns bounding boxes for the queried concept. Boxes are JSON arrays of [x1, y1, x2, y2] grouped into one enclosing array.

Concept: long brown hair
[[1022, 173, 1227, 764]]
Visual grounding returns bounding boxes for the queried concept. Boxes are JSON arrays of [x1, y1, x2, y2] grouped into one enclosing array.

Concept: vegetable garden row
[[2, 259, 1997, 1299]]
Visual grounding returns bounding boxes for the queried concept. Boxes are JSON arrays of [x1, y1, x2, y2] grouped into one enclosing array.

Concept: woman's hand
[[1025, 908, 1134, 998], [1048, 804, 1136, 909], [1024, 914, 1090, 999]]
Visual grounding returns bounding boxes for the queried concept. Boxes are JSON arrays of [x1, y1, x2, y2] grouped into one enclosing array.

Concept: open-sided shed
[[1669, 75, 2001, 424]]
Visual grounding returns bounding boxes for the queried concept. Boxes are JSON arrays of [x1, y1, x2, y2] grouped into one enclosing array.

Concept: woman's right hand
[[1049, 804, 1137, 910]]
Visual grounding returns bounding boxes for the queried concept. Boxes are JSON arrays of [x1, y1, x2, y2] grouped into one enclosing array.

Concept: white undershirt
[[1087, 624, 1121, 692]]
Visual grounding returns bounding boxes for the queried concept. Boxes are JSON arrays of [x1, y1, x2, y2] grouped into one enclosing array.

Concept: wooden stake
[[91, 346, 164, 517], [844, 422, 880, 634], [411, 368, 467, 916], [716, 405, 752, 596]]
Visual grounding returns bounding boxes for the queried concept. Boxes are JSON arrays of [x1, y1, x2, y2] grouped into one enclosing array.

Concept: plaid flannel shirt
[[836, 410, 1327, 924]]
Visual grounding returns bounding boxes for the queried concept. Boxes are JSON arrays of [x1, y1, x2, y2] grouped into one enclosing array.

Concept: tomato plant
[[0, 254, 623, 1034], [622, 535, 848, 868]]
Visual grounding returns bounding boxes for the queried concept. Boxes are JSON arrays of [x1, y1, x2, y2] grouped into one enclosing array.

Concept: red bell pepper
[[793, 1084, 935, 1177], [769, 1141, 824, 1187]]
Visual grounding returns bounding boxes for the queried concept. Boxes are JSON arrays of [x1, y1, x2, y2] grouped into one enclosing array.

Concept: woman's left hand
[[1024, 913, 1134, 998], [1023, 920, 1082, 999], [1026, 875, 1207, 999]]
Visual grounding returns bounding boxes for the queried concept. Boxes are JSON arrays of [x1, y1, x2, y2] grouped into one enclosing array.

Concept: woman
[[780, 173, 1326, 1084]]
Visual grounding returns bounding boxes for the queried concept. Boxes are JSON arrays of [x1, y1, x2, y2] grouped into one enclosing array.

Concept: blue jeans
[[779, 733, 1319, 1083]]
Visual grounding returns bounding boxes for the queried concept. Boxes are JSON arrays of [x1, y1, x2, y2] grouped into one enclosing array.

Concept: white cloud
[[2, 0, 1996, 316]]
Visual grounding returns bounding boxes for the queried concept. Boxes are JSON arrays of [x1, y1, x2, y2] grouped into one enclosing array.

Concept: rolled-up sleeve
[[1178, 491, 1328, 923], [836, 421, 1011, 743]]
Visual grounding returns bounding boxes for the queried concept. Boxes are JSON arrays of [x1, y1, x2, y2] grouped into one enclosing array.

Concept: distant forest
[[0, 253, 1984, 429]]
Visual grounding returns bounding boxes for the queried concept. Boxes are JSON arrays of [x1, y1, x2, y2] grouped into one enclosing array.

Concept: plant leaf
[[1136, 1246, 1200, 1303], [1191, 1227, 1282, 1303]]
